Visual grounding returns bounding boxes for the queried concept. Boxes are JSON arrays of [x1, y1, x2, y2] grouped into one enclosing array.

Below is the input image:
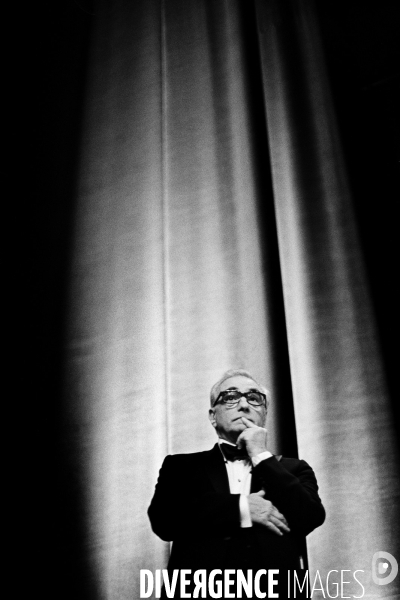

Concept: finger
[[270, 506, 284, 517], [275, 514, 289, 528], [263, 521, 284, 536], [269, 505, 289, 524], [273, 515, 289, 530], [256, 490, 265, 497], [271, 511, 290, 530], [236, 432, 245, 449], [241, 417, 257, 428], [271, 507, 287, 521], [270, 515, 291, 532]]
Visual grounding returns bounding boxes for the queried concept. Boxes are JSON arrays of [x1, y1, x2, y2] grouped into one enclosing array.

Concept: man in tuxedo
[[148, 369, 325, 597]]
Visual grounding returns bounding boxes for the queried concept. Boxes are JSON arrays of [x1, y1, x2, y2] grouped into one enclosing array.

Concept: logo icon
[[372, 551, 398, 585]]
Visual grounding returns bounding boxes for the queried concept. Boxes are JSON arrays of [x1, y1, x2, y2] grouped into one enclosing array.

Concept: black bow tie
[[221, 443, 249, 462]]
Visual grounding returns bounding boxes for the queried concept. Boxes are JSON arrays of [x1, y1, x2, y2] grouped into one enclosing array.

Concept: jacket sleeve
[[253, 456, 325, 536], [148, 454, 242, 542]]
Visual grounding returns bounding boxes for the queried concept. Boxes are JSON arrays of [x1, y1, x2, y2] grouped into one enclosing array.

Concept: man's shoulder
[[273, 455, 314, 472], [162, 445, 219, 466], [278, 455, 303, 465]]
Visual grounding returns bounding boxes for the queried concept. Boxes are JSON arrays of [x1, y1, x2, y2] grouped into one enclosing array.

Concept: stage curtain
[[255, 1, 399, 596], [62, 1, 399, 598]]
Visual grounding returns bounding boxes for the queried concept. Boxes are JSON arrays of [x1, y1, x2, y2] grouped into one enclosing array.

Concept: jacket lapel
[[204, 443, 230, 494]]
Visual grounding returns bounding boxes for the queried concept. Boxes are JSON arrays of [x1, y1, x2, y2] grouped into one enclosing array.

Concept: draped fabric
[[255, 0, 399, 591], [62, 1, 399, 599]]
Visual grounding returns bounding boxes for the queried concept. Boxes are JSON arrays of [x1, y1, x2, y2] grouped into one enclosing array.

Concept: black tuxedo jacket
[[148, 444, 325, 591]]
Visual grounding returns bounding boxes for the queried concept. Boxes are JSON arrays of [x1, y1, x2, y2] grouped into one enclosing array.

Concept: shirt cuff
[[239, 495, 252, 528], [251, 450, 273, 466]]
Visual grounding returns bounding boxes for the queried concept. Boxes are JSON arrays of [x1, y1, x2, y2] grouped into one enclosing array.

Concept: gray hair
[[210, 369, 271, 407]]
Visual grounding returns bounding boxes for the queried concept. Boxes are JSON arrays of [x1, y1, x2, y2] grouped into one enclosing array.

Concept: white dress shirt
[[218, 439, 272, 527]]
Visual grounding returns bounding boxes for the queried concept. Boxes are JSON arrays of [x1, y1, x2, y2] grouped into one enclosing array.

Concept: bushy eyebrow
[[224, 386, 259, 392]]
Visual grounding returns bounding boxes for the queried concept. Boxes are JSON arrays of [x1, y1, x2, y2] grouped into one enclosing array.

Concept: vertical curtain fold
[[162, 0, 284, 456], [65, 1, 169, 597], [255, 0, 399, 594]]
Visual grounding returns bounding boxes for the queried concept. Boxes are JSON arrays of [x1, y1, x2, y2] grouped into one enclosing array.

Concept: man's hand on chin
[[248, 490, 290, 536], [236, 416, 268, 457]]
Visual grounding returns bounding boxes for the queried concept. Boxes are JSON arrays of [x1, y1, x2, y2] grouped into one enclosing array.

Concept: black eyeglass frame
[[213, 390, 267, 408]]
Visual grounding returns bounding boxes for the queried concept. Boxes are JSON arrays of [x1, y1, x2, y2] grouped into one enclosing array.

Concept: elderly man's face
[[208, 375, 267, 444]]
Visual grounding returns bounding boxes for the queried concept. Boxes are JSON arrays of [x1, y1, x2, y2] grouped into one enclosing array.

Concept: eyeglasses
[[213, 390, 267, 408]]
